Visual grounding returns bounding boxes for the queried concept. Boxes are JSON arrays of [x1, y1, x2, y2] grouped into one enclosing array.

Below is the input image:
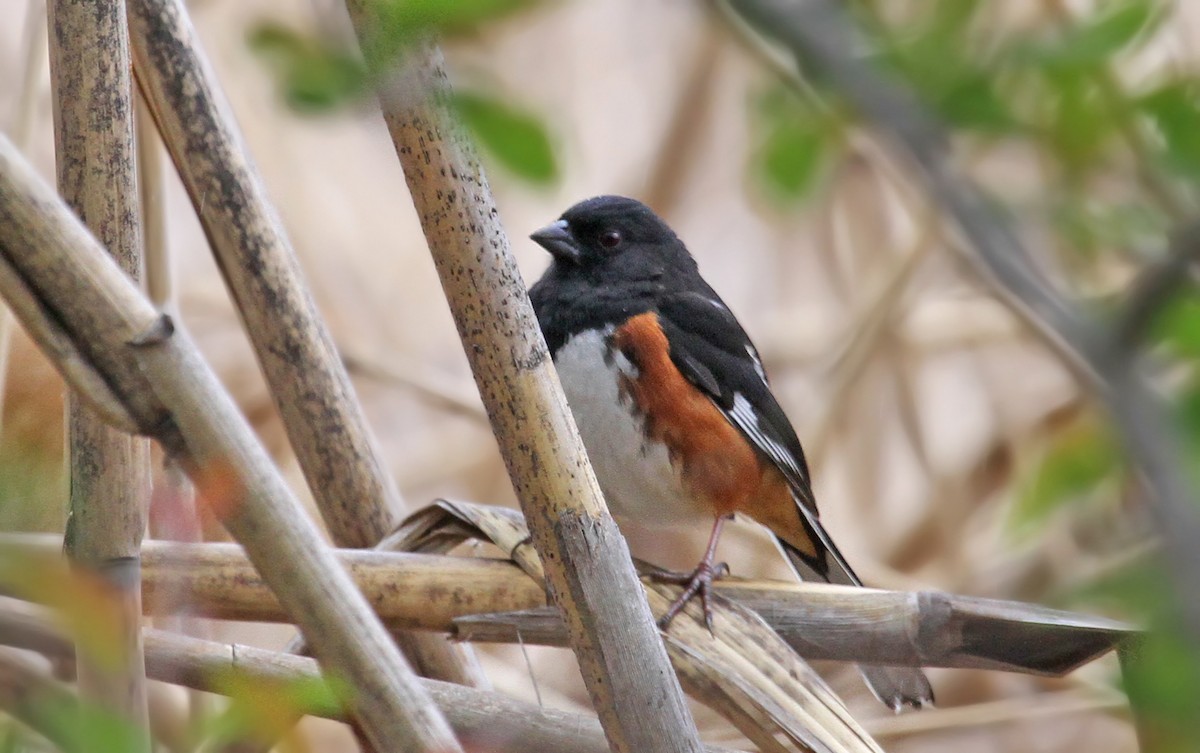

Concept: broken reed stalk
[[124, 0, 480, 697], [45, 0, 150, 747], [0, 534, 1132, 676], [339, 22, 704, 751], [0, 601, 741, 753], [0, 135, 459, 753]]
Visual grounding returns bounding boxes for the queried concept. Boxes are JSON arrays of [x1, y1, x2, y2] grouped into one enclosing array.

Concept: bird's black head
[[529, 195, 696, 284]]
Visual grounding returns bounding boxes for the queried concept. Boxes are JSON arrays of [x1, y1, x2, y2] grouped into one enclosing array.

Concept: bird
[[527, 195, 934, 711]]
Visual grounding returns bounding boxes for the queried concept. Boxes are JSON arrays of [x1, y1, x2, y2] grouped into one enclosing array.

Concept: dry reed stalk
[[0, 528, 1133, 677], [0, 600, 742, 753], [124, 0, 481, 701], [396, 504, 884, 752], [125, 0, 401, 552], [45, 0, 150, 746], [0, 135, 459, 753], [342, 17, 703, 749]]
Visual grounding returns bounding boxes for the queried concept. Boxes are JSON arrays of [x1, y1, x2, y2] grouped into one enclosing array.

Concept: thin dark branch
[[721, 0, 1200, 656], [1116, 219, 1200, 347]]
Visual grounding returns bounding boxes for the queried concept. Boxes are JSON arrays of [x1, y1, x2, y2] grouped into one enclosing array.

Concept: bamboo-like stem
[[0, 135, 460, 753], [124, 0, 480, 697], [0, 602, 741, 753], [343, 25, 703, 751], [125, 0, 401, 551], [0, 534, 1132, 676], [45, 0, 150, 747]]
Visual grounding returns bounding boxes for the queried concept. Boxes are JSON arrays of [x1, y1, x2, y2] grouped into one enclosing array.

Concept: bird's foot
[[652, 560, 730, 632]]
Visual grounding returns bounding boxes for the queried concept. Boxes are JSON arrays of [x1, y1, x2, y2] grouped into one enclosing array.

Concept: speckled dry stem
[[0, 136, 460, 753], [125, 0, 479, 697], [45, 0, 150, 745], [343, 24, 703, 752], [126, 0, 400, 549]]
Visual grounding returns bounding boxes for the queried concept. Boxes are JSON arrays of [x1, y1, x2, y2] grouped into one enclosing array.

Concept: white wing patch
[[726, 392, 849, 576], [745, 344, 768, 383], [730, 394, 799, 479]]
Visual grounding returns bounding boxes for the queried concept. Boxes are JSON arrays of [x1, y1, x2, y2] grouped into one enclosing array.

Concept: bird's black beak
[[530, 220, 581, 264]]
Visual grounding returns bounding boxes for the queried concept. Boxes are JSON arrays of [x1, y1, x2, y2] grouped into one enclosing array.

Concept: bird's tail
[[776, 537, 935, 712]]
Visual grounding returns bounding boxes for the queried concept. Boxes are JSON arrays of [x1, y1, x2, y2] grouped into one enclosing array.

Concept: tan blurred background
[[2, 0, 1173, 750]]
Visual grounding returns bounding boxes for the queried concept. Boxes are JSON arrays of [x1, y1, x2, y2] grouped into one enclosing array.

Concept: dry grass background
[[0, 0, 1173, 750]]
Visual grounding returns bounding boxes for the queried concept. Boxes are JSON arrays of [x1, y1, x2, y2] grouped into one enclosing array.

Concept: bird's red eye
[[599, 230, 622, 249]]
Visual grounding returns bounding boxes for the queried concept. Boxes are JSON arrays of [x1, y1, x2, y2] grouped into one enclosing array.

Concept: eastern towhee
[[529, 195, 933, 711]]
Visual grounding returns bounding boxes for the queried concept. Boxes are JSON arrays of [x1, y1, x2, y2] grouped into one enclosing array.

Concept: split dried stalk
[[46, 0, 150, 746], [0, 135, 459, 753], [343, 20, 702, 751]]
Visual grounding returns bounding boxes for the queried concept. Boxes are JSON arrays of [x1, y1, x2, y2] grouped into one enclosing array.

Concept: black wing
[[656, 291, 816, 511], [656, 290, 863, 584]]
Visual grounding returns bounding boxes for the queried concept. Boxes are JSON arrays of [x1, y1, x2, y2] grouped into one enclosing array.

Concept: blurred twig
[[0, 647, 90, 753], [0, 600, 741, 753], [722, 0, 1200, 661], [864, 688, 1128, 738], [1116, 219, 1200, 347]]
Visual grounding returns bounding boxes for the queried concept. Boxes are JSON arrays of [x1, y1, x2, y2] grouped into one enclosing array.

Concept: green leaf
[[1139, 80, 1200, 181], [1028, 0, 1160, 70], [249, 24, 367, 111], [936, 72, 1016, 131], [1041, 68, 1112, 175], [760, 120, 829, 200], [450, 90, 558, 185], [373, 0, 535, 37], [1050, 199, 1168, 257], [37, 696, 149, 753], [1071, 561, 1200, 741], [750, 87, 832, 203], [1010, 415, 1119, 534], [1149, 289, 1200, 359], [196, 672, 353, 749]]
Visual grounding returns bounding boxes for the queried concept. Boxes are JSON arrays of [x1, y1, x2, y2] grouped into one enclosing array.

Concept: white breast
[[553, 328, 706, 526]]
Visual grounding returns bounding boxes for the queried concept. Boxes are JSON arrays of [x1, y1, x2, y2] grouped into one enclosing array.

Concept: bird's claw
[[653, 560, 730, 633]]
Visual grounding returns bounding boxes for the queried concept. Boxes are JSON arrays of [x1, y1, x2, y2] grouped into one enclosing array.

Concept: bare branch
[[1116, 219, 1200, 347], [722, 0, 1200, 655]]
